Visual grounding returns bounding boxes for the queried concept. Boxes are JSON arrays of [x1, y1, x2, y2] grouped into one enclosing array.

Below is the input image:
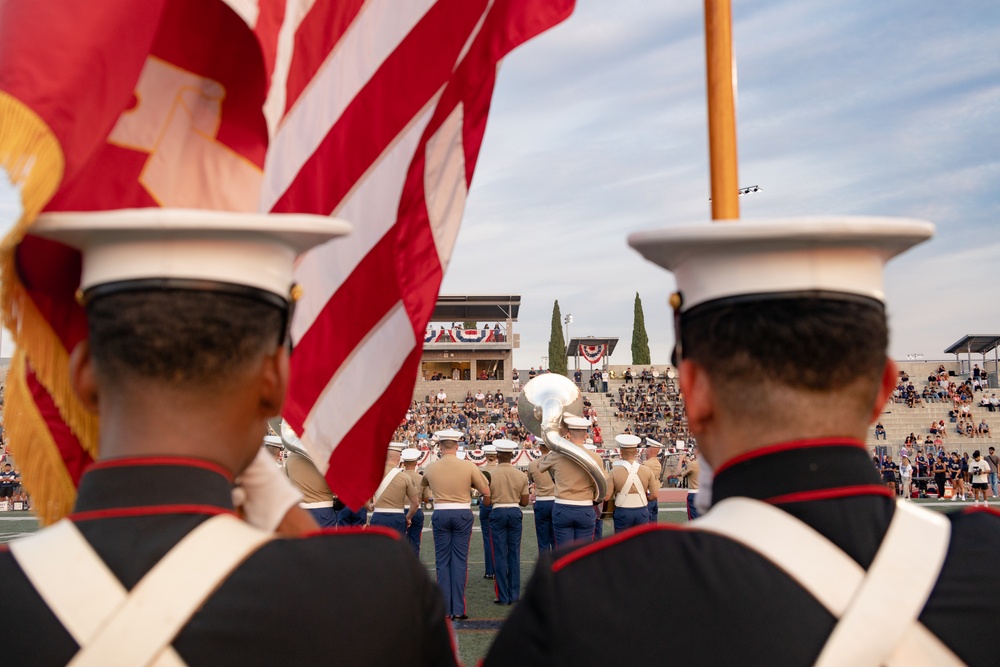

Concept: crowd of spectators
[[891, 366, 993, 409], [612, 377, 691, 445], [392, 389, 528, 447]]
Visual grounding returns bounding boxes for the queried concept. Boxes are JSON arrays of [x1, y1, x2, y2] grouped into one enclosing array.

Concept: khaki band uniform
[[527, 457, 557, 552], [488, 463, 529, 605]]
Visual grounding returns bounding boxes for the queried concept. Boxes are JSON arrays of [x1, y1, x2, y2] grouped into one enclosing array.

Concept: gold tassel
[[4, 352, 77, 525], [0, 91, 97, 523]]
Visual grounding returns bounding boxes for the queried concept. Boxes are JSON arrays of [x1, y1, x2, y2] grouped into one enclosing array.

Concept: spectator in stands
[[512, 369, 520, 391], [949, 452, 965, 501], [574, 369, 582, 387], [987, 447, 999, 498], [495, 390, 504, 403], [528, 367, 537, 380], [601, 370, 609, 393], [874, 422, 886, 440], [980, 419, 992, 438], [475, 389, 485, 402], [436, 388, 447, 403], [969, 450, 991, 506], [899, 455, 913, 500], [933, 453, 948, 500], [880, 454, 897, 495], [624, 368, 633, 384]]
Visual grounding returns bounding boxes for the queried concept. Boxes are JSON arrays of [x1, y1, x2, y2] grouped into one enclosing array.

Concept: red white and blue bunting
[[580, 344, 607, 365], [450, 329, 495, 343]]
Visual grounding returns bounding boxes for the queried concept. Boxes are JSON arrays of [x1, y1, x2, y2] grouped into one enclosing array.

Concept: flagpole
[[704, 0, 740, 221]]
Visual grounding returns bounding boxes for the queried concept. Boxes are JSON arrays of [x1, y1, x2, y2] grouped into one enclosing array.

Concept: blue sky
[[444, 0, 1000, 369], [1, 2, 997, 367]]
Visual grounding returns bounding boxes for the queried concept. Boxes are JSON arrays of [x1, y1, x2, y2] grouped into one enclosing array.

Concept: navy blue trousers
[[593, 505, 604, 541], [306, 506, 338, 529], [337, 506, 367, 527], [489, 508, 523, 604], [406, 508, 424, 557], [432, 509, 473, 617], [369, 511, 406, 537], [533, 500, 554, 552], [480, 503, 494, 576], [552, 503, 596, 547], [647, 498, 659, 523], [613, 506, 649, 534]]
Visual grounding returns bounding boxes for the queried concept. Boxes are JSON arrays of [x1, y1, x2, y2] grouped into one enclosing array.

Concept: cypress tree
[[548, 300, 568, 375], [631, 292, 651, 365]]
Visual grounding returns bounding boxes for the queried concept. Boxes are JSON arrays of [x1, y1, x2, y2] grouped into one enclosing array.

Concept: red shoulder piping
[[715, 438, 867, 475], [765, 484, 894, 505], [88, 456, 233, 481], [70, 505, 235, 522], [552, 523, 681, 573]]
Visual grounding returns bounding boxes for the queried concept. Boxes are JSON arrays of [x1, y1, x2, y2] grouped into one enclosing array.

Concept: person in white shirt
[[969, 450, 991, 506], [898, 455, 913, 501]]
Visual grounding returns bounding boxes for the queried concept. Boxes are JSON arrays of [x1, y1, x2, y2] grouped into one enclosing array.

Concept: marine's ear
[[69, 340, 100, 413], [679, 359, 715, 435], [257, 344, 289, 417], [870, 357, 897, 425]]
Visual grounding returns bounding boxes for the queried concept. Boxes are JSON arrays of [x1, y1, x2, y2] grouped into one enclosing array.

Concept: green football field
[[0, 499, 980, 666]]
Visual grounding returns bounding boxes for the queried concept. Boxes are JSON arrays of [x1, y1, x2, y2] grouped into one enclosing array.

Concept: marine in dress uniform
[[284, 447, 338, 528], [677, 450, 701, 520], [526, 441, 556, 552], [401, 448, 429, 556], [487, 218, 1000, 666], [539, 416, 609, 547], [609, 434, 655, 533], [479, 444, 498, 579], [422, 429, 491, 620], [487, 439, 530, 605], [2, 209, 458, 666], [369, 449, 420, 537], [641, 440, 662, 523]]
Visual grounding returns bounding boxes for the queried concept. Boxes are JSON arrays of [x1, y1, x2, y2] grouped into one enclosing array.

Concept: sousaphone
[[518, 374, 607, 502]]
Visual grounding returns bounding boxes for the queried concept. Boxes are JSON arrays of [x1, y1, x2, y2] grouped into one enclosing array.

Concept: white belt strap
[[691, 498, 963, 667], [12, 514, 274, 667], [613, 461, 646, 508], [492, 503, 520, 509]]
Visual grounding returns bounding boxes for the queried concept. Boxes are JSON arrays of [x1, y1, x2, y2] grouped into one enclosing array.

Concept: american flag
[[256, 0, 574, 508], [0, 0, 573, 519]]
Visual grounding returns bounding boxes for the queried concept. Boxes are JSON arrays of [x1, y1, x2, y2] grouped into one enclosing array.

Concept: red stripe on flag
[[26, 368, 93, 486], [325, 347, 424, 508], [284, 0, 366, 114], [270, 0, 486, 214], [252, 0, 288, 83], [284, 234, 404, 431]]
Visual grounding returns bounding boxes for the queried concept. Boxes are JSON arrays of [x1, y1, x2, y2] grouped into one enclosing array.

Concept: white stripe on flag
[[219, 0, 260, 28], [262, 0, 318, 138], [290, 92, 441, 339], [423, 102, 467, 270], [259, 0, 437, 210], [301, 302, 415, 472]]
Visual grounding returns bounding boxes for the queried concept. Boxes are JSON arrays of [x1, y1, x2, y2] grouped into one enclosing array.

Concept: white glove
[[232, 447, 302, 532]]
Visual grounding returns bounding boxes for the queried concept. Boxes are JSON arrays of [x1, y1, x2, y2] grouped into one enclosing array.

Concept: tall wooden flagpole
[[704, 0, 739, 220]]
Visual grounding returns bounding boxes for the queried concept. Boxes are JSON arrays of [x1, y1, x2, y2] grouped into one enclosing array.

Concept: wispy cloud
[[445, 0, 1000, 368]]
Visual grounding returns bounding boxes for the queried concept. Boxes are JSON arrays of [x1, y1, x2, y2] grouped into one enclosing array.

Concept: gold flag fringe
[[0, 91, 97, 523], [4, 353, 77, 525]]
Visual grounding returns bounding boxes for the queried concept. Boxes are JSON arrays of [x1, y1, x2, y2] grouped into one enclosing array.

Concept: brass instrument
[[517, 374, 608, 502]]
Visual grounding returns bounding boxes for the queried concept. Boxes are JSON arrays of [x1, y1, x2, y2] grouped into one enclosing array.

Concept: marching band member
[[422, 429, 491, 620], [401, 448, 430, 555], [487, 439, 529, 606], [539, 416, 609, 546], [609, 434, 655, 533], [479, 443, 499, 579], [527, 440, 556, 552]]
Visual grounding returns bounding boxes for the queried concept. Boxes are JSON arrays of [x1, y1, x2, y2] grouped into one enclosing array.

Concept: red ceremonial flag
[[0, 0, 574, 521]]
